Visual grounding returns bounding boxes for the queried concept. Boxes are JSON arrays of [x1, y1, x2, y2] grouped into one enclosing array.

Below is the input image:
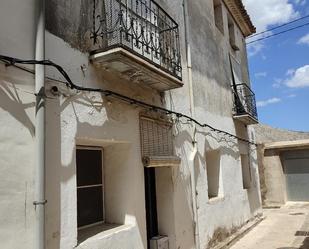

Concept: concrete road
[[230, 202, 309, 249]]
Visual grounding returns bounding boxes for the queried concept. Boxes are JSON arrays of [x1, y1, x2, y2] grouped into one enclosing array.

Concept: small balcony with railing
[[89, 0, 183, 91], [232, 83, 258, 125]]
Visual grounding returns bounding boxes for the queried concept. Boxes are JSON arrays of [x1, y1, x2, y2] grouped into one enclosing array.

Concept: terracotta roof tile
[[224, 0, 256, 37]]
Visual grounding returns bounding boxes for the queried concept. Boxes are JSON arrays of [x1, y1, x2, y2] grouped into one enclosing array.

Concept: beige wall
[[254, 124, 309, 206], [263, 150, 287, 206]]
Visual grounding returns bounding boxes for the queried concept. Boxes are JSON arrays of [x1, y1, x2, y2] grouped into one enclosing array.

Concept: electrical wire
[[247, 22, 309, 44], [0, 54, 257, 145], [248, 14, 309, 39]]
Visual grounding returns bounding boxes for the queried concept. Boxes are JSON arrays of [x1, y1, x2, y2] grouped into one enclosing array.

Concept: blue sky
[[244, 0, 309, 132]]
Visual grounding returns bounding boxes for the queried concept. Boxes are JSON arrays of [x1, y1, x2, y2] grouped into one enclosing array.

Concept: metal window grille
[[90, 0, 182, 80], [232, 83, 258, 120], [140, 116, 174, 157]]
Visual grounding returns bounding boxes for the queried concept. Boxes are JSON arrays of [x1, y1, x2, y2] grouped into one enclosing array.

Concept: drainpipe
[[34, 1, 46, 249], [183, 1, 200, 249]]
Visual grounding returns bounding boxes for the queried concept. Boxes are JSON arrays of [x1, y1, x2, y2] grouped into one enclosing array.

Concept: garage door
[[283, 150, 309, 201]]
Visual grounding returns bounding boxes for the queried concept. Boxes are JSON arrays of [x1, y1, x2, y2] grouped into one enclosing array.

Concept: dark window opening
[[206, 150, 221, 199], [76, 148, 104, 228], [228, 16, 239, 51], [241, 153, 252, 189], [213, 0, 224, 34]]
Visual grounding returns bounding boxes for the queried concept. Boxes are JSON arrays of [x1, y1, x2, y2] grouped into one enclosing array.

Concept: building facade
[[0, 0, 262, 249], [254, 124, 309, 207]]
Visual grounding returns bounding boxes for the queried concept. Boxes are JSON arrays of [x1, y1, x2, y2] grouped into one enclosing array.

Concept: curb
[[211, 216, 265, 249]]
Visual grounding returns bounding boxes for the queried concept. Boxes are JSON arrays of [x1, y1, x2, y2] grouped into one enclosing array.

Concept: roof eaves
[[223, 0, 256, 37]]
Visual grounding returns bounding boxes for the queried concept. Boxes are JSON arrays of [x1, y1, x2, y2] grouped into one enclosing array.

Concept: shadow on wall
[[169, 124, 199, 249], [0, 62, 194, 248], [256, 144, 267, 205], [46, 0, 95, 53], [198, 129, 240, 159], [235, 121, 261, 216], [0, 81, 35, 137], [45, 89, 149, 248]]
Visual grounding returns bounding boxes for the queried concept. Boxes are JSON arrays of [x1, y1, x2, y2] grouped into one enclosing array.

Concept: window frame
[[206, 149, 222, 199], [76, 146, 105, 230], [139, 115, 174, 157], [213, 0, 225, 35], [240, 153, 252, 190], [227, 14, 240, 51]]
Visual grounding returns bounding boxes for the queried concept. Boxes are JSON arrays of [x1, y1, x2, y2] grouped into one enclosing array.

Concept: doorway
[[144, 167, 159, 248]]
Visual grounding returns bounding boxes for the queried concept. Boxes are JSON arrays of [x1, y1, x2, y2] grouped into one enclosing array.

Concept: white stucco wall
[[0, 1, 262, 249], [0, 64, 36, 249], [0, 1, 37, 248]]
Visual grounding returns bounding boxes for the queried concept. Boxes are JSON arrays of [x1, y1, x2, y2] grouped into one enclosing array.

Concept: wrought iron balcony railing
[[232, 83, 258, 123], [90, 0, 182, 80]]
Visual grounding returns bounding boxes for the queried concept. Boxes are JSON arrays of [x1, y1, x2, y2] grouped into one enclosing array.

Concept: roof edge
[[223, 0, 256, 37], [264, 139, 309, 151]]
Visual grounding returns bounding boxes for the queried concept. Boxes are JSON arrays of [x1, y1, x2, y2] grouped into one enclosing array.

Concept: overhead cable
[[247, 22, 309, 44], [248, 14, 309, 39], [0, 54, 256, 145]]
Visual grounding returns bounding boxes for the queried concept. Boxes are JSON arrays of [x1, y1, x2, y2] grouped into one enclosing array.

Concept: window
[[241, 154, 252, 189], [76, 147, 104, 228], [140, 116, 174, 157], [206, 149, 221, 199], [228, 16, 239, 51], [213, 0, 224, 34], [140, 116, 180, 167]]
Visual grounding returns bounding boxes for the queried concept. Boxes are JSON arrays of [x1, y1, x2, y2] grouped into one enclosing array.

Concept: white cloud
[[295, 0, 306, 6], [247, 42, 265, 57], [285, 65, 309, 88], [244, 0, 299, 56], [286, 69, 295, 76], [288, 94, 297, 98], [256, 97, 281, 107], [272, 78, 283, 88], [261, 55, 267, 60], [243, 0, 299, 32], [298, 33, 309, 45], [255, 72, 267, 78]]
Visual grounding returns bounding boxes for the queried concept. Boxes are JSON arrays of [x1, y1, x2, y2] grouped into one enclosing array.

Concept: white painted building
[[0, 0, 262, 249]]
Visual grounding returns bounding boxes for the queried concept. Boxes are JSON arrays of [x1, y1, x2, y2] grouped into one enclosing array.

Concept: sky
[[243, 0, 309, 132]]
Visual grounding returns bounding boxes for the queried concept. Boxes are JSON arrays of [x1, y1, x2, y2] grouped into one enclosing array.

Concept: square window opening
[[140, 116, 174, 157], [213, 0, 224, 34], [241, 154, 252, 189], [228, 16, 239, 51], [76, 144, 133, 245], [76, 147, 104, 229], [206, 149, 221, 199]]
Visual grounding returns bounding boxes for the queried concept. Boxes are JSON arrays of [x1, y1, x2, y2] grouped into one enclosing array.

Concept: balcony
[[89, 0, 183, 91], [232, 83, 258, 125]]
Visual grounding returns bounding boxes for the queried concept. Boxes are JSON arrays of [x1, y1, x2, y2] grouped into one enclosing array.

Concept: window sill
[[142, 156, 181, 168], [243, 186, 252, 191], [78, 223, 132, 245], [207, 196, 225, 205]]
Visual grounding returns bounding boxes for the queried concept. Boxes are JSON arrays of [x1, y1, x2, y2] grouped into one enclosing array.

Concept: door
[[283, 150, 309, 201], [144, 167, 159, 248]]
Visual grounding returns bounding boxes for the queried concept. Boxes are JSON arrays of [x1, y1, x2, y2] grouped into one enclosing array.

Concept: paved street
[[230, 202, 309, 249]]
